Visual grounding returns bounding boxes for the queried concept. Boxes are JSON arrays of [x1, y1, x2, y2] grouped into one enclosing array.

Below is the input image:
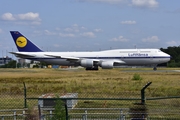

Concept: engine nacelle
[[101, 61, 114, 69], [80, 59, 94, 67]]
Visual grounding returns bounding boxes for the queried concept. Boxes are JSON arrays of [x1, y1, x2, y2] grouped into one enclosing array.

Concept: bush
[[51, 98, 67, 120], [132, 73, 142, 81]]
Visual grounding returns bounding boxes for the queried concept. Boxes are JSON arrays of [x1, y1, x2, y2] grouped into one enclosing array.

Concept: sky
[[0, 0, 180, 58]]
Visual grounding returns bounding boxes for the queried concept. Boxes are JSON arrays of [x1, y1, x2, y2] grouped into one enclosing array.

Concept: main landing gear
[[86, 66, 99, 71], [153, 67, 157, 71]]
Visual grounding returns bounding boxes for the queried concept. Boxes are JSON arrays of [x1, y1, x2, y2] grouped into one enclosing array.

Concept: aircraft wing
[[9, 52, 36, 58], [45, 54, 101, 63], [45, 54, 125, 65], [44, 54, 80, 61]]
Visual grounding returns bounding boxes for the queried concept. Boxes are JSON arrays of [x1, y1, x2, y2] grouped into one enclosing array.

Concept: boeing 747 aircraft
[[10, 31, 170, 70]]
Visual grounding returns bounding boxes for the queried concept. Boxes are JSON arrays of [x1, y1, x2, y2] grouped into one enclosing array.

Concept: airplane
[[10, 31, 171, 70]]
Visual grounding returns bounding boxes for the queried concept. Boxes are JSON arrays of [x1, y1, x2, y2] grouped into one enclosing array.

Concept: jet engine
[[101, 61, 114, 69], [80, 59, 94, 67]]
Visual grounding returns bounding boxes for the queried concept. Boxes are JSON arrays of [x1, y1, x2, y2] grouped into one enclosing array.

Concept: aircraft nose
[[165, 52, 171, 57], [163, 53, 171, 62], [168, 54, 171, 58], [167, 54, 171, 61]]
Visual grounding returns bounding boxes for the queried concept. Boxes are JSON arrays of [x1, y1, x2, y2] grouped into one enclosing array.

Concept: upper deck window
[[140, 51, 151, 53], [119, 51, 137, 53]]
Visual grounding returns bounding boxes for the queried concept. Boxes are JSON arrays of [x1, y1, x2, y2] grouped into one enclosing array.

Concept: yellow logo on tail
[[16, 37, 27, 48]]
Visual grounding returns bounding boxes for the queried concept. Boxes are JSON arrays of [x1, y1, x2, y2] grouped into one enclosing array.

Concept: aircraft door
[[151, 55, 153, 60], [121, 55, 124, 60]]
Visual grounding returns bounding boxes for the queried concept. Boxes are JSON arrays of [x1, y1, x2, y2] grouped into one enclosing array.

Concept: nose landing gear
[[153, 67, 157, 71], [153, 64, 157, 71]]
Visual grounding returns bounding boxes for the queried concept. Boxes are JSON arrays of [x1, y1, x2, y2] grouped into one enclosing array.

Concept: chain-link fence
[[0, 82, 180, 119]]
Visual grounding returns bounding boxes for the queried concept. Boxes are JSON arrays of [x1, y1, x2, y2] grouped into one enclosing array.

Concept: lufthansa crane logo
[[16, 37, 27, 48]]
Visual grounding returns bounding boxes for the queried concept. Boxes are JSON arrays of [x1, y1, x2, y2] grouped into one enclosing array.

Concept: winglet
[[10, 31, 43, 52]]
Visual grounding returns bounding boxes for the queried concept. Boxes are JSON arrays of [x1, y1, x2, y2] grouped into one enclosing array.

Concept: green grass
[[0, 68, 180, 96], [0, 67, 180, 118]]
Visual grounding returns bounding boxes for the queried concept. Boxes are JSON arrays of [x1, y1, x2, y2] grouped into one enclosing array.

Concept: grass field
[[0, 67, 180, 118], [0, 67, 180, 97]]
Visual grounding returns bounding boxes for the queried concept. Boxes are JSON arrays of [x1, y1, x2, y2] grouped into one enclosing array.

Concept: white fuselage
[[15, 49, 170, 67]]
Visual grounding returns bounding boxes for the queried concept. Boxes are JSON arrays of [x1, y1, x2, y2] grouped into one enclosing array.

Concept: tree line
[[160, 46, 180, 67]]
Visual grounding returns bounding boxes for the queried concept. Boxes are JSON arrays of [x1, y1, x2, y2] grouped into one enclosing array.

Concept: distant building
[[17, 58, 32, 68], [0, 56, 13, 66], [18, 58, 26, 67]]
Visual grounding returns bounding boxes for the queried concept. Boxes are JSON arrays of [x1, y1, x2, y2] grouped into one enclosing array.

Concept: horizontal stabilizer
[[10, 52, 36, 58]]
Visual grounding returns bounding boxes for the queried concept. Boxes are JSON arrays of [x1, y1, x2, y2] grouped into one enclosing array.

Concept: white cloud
[[0, 29, 3, 33], [76, 0, 125, 4], [73, 24, 78, 27], [94, 29, 103, 32], [142, 36, 159, 42], [81, 26, 86, 30], [80, 32, 96, 38], [121, 20, 136, 24], [31, 21, 41, 25], [131, 0, 158, 8], [44, 30, 57, 35], [76, 0, 159, 8], [1, 12, 41, 25], [33, 30, 42, 36], [43, 24, 99, 38], [64, 27, 79, 32], [1, 13, 16, 21], [166, 40, 178, 46], [110, 36, 129, 42], [64, 24, 87, 33], [64, 28, 74, 32], [59, 33, 75, 37], [17, 12, 41, 21]]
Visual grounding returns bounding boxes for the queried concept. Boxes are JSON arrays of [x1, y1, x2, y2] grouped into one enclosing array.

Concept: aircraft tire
[[153, 67, 157, 71], [86, 67, 98, 71]]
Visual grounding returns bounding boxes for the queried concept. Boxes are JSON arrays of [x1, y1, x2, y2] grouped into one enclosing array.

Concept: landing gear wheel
[[86, 66, 99, 71], [153, 67, 157, 71]]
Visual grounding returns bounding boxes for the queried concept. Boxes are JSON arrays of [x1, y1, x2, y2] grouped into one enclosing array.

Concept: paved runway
[[122, 69, 180, 73]]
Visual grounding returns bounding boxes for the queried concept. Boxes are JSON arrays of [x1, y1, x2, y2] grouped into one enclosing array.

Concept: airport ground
[[0, 67, 180, 96], [1, 67, 180, 119]]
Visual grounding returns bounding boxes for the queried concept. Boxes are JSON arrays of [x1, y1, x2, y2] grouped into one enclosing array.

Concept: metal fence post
[[1, 116, 4, 120], [23, 82, 27, 108], [119, 109, 125, 120], [64, 100, 69, 120], [50, 110, 53, 119], [13, 110, 16, 120], [23, 110, 26, 119], [82, 114, 86, 120], [82, 110, 87, 120], [141, 82, 152, 104], [85, 110, 87, 120], [38, 105, 42, 120]]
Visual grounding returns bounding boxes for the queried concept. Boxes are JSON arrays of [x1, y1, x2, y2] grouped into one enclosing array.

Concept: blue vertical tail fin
[[10, 31, 43, 52]]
